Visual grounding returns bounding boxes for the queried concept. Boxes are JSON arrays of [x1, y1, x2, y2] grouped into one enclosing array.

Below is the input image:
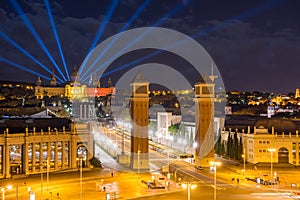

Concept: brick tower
[[194, 74, 215, 167], [130, 71, 150, 170]]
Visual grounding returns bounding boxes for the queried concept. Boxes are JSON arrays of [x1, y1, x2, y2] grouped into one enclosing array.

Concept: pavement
[[208, 156, 300, 191], [2, 145, 300, 200]]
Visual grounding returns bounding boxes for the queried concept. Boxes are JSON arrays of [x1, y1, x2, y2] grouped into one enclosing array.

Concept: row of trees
[[214, 129, 244, 162]]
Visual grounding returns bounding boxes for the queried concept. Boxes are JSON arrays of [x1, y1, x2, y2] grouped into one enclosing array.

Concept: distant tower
[[296, 89, 300, 99], [91, 73, 98, 86], [50, 70, 57, 86], [36, 77, 42, 86], [70, 66, 81, 84], [130, 71, 150, 170], [194, 71, 216, 167], [107, 78, 113, 88]]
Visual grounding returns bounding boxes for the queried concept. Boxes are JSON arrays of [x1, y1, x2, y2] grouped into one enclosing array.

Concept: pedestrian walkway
[[211, 156, 300, 191]]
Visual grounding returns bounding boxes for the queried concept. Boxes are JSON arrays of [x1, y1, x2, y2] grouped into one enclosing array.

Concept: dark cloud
[[0, 0, 299, 93]]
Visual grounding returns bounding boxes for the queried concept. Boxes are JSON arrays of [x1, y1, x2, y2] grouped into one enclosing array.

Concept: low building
[[0, 117, 94, 178], [221, 126, 300, 166]]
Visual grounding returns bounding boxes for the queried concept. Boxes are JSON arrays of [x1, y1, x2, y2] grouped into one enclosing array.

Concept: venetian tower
[[130, 71, 150, 170], [194, 71, 217, 167]]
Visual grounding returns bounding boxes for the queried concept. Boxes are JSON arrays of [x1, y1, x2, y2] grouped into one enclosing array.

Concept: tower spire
[[209, 62, 218, 83], [50, 69, 57, 86]]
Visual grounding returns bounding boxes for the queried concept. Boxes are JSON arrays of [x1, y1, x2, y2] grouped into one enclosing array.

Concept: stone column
[[62, 141, 65, 169], [71, 135, 77, 169], [296, 142, 299, 166], [23, 142, 29, 175], [47, 142, 51, 169], [32, 142, 36, 172], [40, 142, 43, 170], [54, 142, 58, 170], [4, 137, 10, 178]]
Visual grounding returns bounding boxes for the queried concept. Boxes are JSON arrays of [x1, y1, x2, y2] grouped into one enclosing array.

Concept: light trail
[[0, 31, 63, 83], [80, 0, 152, 80], [0, 56, 51, 80], [44, 0, 70, 81], [79, 0, 120, 75], [9, 0, 67, 81], [94, 0, 285, 80], [81, 0, 190, 82]]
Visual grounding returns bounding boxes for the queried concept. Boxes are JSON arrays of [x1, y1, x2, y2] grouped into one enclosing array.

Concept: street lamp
[[6, 185, 17, 200], [242, 148, 246, 174], [47, 158, 50, 191], [192, 142, 197, 164], [40, 164, 43, 200], [137, 150, 141, 175], [1, 187, 4, 200], [268, 148, 276, 182], [182, 183, 197, 200], [80, 158, 83, 200], [210, 161, 222, 200], [0, 185, 13, 200]]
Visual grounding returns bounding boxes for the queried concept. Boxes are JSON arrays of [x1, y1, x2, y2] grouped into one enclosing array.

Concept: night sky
[[0, 0, 299, 93]]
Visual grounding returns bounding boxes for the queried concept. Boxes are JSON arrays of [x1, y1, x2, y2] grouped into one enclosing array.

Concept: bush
[[89, 157, 103, 168]]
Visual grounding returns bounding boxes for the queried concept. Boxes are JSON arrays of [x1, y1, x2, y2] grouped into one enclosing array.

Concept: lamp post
[[1, 187, 4, 200], [137, 150, 141, 175], [46, 158, 49, 191], [210, 161, 221, 200], [182, 183, 197, 200], [80, 158, 83, 200], [6, 185, 16, 200], [41, 164, 43, 200], [192, 142, 197, 165], [268, 148, 276, 182], [242, 148, 246, 174]]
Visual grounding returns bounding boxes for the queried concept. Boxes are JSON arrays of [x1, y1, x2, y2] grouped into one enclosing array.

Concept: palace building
[[0, 117, 94, 178], [35, 66, 115, 100]]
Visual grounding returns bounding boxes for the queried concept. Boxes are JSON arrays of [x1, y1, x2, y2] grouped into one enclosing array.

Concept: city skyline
[[0, 0, 299, 93]]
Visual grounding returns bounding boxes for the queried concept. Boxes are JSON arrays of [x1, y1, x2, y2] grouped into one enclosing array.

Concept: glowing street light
[[6, 185, 17, 200], [1, 187, 4, 200], [192, 142, 197, 164], [268, 148, 276, 182], [242, 148, 246, 174], [0, 185, 13, 200], [210, 161, 222, 200], [137, 150, 141, 175], [182, 182, 197, 200]]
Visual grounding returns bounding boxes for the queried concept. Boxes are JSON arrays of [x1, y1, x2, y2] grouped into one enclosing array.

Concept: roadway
[[93, 126, 298, 200]]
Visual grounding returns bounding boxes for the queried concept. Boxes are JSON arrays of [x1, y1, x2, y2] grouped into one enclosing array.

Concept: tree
[[226, 130, 232, 158], [89, 157, 102, 168], [233, 130, 239, 160], [214, 128, 225, 156], [238, 136, 243, 161], [168, 124, 179, 135]]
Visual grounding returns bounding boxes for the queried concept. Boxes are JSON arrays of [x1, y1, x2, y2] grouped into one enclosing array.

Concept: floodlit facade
[[221, 126, 300, 166], [0, 118, 94, 178], [35, 67, 114, 99]]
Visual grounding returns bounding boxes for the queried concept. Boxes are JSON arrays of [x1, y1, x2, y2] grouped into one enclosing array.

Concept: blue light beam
[[0, 31, 63, 83], [9, 0, 67, 81], [44, 0, 70, 81], [0, 56, 51, 81], [80, 0, 152, 79], [88, 0, 119, 53], [81, 0, 190, 82], [78, 0, 119, 75], [96, 0, 285, 80]]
